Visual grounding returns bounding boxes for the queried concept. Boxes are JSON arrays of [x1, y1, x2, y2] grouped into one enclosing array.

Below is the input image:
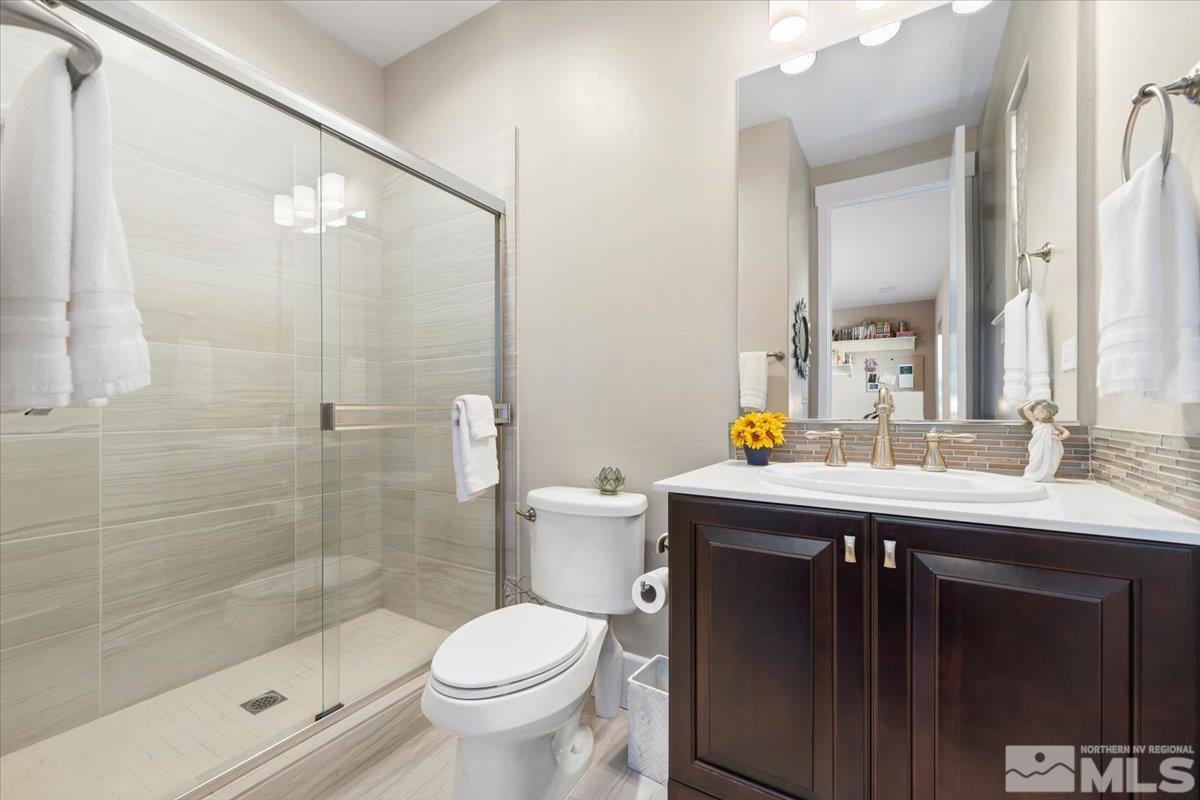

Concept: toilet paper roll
[[632, 567, 669, 614]]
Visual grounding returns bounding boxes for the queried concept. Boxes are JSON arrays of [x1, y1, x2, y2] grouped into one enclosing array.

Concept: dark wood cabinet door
[[873, 516, 1199, 800], [669, 494, 869, 800]]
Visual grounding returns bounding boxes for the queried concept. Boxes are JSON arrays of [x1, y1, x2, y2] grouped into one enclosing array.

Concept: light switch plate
[[1061, 337, 1078, 372]]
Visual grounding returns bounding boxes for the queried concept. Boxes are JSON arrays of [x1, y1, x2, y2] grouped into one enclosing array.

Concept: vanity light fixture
[[319, 172, 345, 212], [292, 184, 315, 219], [858, 20, 901, 46], [854, 0, 890, 10], [767, 0, 808, 43], [951, 0, 993, 13], [780, 51, 817, 75], [272, 194, 294, 227]]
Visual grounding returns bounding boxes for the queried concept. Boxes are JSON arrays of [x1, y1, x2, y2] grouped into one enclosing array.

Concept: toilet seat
[[430, 604, 590, 700]]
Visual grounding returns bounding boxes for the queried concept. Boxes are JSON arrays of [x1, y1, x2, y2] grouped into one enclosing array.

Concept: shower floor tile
[[0, 609, 448, 800]]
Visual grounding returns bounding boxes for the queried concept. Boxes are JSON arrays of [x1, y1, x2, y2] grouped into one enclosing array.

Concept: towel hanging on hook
[[991, 243, 1053, 327]]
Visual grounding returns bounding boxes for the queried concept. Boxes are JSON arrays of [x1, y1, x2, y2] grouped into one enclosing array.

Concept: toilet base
[[451, 701, 594, 800]]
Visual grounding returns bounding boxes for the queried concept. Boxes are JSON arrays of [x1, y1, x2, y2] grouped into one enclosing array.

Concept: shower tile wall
[[0, 24, 384, 753], [378, 127, 518, 629]]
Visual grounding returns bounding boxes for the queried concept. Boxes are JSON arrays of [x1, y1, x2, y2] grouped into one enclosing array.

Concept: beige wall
[[977, 0, 1079, 420], [133, 0, 383, 130], [381, 0, 944, 657], [833, 300, 937, 419], [1089, 0, 1200, 435], [738, 119, 796, 412]]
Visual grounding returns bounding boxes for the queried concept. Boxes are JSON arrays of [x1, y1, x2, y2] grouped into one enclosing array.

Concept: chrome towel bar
[[320, 403, 512, 432]]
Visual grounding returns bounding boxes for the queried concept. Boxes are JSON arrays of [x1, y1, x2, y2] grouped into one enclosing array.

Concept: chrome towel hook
[[1121, 66, 1200, 183]]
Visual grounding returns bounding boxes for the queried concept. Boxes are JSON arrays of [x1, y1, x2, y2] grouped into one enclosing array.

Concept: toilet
[[421, 486, 647, 800]]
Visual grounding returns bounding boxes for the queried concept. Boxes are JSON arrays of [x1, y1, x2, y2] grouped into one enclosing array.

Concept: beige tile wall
[[378, 127, 517, 630], [0, 25, 397, 755]]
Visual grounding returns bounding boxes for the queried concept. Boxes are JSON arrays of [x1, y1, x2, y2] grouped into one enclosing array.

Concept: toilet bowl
[[421, 486, 647, 800]]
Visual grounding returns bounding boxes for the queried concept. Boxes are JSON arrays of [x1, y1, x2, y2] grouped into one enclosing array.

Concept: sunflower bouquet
[[731, 411, 787, 465]]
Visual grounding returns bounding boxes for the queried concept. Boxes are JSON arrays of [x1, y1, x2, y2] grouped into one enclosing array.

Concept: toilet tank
[[527, 486, 647, 615]]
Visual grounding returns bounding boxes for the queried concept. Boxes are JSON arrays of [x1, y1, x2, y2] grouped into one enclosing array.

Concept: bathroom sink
[[759, 462, 1049, 503]]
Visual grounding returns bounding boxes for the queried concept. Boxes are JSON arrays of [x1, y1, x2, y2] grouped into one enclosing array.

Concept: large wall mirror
[[736, 0, 1079, 422]]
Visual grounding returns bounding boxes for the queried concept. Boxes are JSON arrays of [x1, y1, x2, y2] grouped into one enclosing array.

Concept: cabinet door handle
[[844, 535, 857, 563], [883, 539, 897, 569]]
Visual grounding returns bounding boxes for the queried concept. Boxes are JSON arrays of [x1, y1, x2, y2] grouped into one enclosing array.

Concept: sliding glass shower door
[[316, 131, 502, 714], [0, 6, 502, 798]]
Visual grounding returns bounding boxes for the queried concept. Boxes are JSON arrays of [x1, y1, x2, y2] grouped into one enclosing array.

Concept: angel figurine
[[1018, 398, 1070, 482]]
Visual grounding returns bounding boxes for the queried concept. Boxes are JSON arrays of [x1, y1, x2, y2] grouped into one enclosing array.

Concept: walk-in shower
[[0, 2, 508, 797]]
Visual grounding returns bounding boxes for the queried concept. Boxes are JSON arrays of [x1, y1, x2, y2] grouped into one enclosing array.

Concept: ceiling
[[738, 0, 1010, 167], [831, 189, 950, 310], [284, 0, 498, 66]]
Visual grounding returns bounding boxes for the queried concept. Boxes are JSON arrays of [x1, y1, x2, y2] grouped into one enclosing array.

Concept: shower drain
[[239, 690, 287, 715]]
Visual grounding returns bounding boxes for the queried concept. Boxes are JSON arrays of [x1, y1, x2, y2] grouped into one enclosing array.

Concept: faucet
[[870, 385, 895, 469]]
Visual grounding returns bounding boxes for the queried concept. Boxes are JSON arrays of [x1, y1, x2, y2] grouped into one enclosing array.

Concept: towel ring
[[1015, 242, 1052, 294], [1015, 253, 1032, 293], [1121, 83, 1173, 183]]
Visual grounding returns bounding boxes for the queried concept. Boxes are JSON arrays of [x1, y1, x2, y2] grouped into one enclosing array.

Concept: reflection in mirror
[[736, 0, 1078, 422]]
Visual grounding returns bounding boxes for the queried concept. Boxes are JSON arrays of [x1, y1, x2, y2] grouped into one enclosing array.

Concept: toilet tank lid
[[527, 486, 647, 517]]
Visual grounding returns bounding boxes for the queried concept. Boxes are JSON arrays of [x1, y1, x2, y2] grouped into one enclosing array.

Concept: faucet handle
[[921, 430, 977, 472], [804, 428, 847, 467]]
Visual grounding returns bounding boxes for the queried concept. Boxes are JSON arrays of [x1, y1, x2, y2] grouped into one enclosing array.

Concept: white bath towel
[[0, 51, 74, 408], [738, 351, 767, 411], [1098, 153, 1200, 402], [0, 53, 149, 409], [67, 68, 150, 404], [1025, 289, 1051, 400], [1001, 289, 1028, 405], [452, 394, 499, 503]]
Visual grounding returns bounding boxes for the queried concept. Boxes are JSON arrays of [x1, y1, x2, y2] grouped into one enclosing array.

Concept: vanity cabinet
[[668, 495, 1199, 800], [668, 495, 870, 800]]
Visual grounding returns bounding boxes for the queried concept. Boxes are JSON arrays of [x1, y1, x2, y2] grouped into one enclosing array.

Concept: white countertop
[[653, 461, 1200, 545]]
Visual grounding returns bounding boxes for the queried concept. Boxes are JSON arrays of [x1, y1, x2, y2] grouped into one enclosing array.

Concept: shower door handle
[[320, 403, 512, 431]]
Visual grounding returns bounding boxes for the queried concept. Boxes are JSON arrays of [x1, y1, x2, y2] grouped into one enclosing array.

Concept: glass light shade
[[951, 0, 993, 13], [292, 184, 315, 219], [780, 52, 817, 75], [854, 0, 890, 9], [768, 0, 808, 43], [858, 20, 901, 46], [319, 172, 345, 212], [273, 194, 294, 227]]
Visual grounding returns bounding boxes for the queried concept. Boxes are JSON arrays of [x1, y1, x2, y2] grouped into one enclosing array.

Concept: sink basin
[[759, 462, 1049, 503]]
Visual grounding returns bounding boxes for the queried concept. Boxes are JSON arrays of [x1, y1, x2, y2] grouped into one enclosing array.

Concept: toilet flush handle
[[656, 532, 669, 554], [515, 505, 536, 522]]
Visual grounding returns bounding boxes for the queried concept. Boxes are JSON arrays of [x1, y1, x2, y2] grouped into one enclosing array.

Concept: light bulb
[[768, 0, 809, 43], [951, 0, 993, 13], [292, 185, 315, 220], [319, 172, 345, 212], [858, 20, 901, 46], [780, 51, 817, 75], [273, 194, 294, 227]]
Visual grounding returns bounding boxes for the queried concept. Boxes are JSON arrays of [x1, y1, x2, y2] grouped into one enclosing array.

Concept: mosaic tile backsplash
[[731, 421, 1200, 521], [1091, 427, 1200, 520], [734, 420, 1091, 478]]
